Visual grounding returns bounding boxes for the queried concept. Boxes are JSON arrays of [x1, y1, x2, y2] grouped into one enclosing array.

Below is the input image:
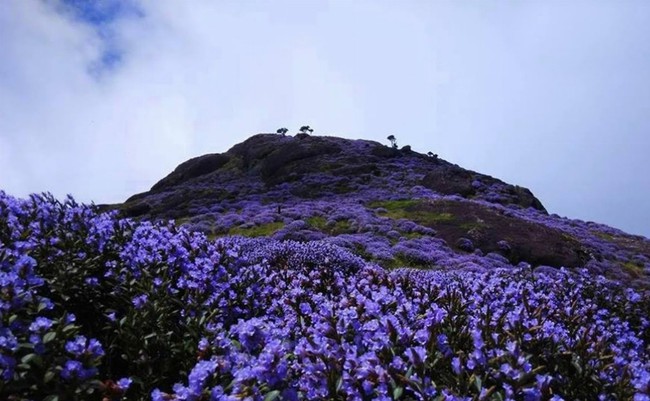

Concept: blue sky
[[1, 0, 649, 237]]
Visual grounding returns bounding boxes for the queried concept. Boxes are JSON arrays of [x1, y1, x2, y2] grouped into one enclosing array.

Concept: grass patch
[[369, 199, 455, 226], [368, 199, 420, 211], [306, 216, 327, 230], [219, 156, 244, 172], [175, 216, 192, 226], [333, 183, 354, 194], [381, 254, 431, 270], [228, 222, 285, 237], [621, 261, 644, 278], [306, 216, 353, 235], [319, 162, 343, 172], [593, 231, 616, 242], [460, 222, 485, 231], [402, 232, 425, 240]]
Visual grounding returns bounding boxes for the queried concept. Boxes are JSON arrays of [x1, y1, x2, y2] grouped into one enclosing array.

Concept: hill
[[2, 133, 649, 400], [116, 133, 650, 287]]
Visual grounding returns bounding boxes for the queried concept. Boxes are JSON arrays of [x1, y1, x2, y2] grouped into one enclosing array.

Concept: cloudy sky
[[1, 0, 649, 237]]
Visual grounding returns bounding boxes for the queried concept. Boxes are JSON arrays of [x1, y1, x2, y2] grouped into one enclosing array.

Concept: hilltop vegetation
[[118, 134, 650, 288]]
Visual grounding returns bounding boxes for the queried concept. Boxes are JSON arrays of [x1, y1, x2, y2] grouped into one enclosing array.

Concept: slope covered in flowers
[[116, 134, 650, 288], [1, 192, 649, 400]]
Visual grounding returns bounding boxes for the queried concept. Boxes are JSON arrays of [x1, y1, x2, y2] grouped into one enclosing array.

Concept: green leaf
[[472, 375, 482, 392], [44, 370, 56, 384], [21, 353, 42, 367], [18, 342, 35, 351], [43, 332, 57, 344], [393, 386, 404, 400], [37, 302, 49, 313], [264, 390, 281, 401], [43, 395, 59, 401]]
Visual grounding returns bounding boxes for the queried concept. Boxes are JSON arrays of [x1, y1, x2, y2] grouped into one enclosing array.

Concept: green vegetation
[[333, 182, 354, 194], [460, 221, 485, 231], [593, 231, 617, 242], [319, 162, 343, 172], [402, 231, 425, 240], [622, 261, 644, 278], [228, 221, 284, 237], [175, 216, 192, 226], [368, 199, 420, 211], [307, 216, 353, 235], [219, 156, 243, 172], [383, 254, 432, 270], [369, 199, 455, 225]]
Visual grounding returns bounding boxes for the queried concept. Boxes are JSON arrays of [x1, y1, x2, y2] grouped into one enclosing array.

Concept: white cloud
[[1, 0, 649, 236]]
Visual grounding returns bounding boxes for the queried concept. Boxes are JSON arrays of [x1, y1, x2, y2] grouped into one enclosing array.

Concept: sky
[[1, 0, 649, 237]]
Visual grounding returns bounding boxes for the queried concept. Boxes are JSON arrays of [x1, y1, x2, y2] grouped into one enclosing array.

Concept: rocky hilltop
[[117, 133, 650, 287]]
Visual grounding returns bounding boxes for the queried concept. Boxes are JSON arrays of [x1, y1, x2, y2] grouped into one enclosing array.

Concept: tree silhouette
[[276, 128, 288, 136], [387, 135, 397, 149], [299, 125, 314, 134]]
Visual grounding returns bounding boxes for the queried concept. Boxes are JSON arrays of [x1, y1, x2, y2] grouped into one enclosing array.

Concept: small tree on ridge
[[387, 135, 397, 149]]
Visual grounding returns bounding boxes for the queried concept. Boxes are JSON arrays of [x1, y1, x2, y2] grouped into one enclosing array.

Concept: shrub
[[1, 192, 649, 400]]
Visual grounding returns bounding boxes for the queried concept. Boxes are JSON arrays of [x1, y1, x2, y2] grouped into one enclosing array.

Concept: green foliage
[[593, 231, 616, 242], [370, 199, 456, 225], [29, 223, 205, 396], [306, 217, 353, 235], [228, 222, 284, 237], [383, 254, 431, 270], [621, 261, 645, 278]]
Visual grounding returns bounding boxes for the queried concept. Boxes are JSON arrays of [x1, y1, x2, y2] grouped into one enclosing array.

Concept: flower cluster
[[1, 191, 649, 400]]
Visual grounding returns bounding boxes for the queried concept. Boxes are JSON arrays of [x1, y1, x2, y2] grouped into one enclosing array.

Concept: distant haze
[[1, 0, 649, 237]]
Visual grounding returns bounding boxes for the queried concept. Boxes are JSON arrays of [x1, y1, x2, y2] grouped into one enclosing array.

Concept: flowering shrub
[[1, 192, 649, 400]]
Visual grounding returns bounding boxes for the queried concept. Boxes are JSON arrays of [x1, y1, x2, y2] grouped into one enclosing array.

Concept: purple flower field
[[1, 191, 649, 400], [125, 134, 650, 289]]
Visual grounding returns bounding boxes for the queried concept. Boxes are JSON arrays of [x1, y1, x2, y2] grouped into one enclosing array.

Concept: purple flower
[[118, 377, 133, 390], [451, 357, 462, 375], [0, 329, 18, 351], [65, 336, 103, 358], [414, 328, 429, 345], [84, 277, 99, 286], [132, 294, 149, 309], [151, 389, 168, 401], [60, 360, 95, 381], [29, 317, 53, 332], [188, 359, 217, 394], [61, 360, 83, 380], [65, 336, 87, 356], [87, 338, 104, 358], [406, 346, 427, 366], [522, 387, 542, 401], [0, 354, 16, 381]]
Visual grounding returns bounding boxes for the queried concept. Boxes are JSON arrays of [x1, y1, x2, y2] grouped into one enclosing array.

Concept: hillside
[[2, 192, 649, 400], [2, 133, 650, 401], [117, 133, 650, 287]]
